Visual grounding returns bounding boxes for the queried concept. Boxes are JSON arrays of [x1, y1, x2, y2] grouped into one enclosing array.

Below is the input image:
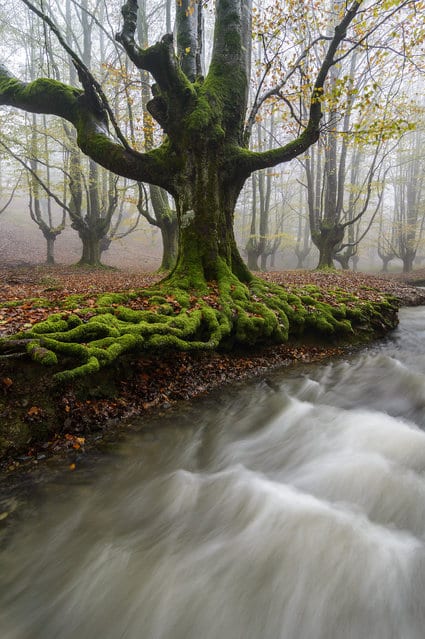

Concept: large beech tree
[[0, 0, 408, 379], [0, 0, 362, 280]]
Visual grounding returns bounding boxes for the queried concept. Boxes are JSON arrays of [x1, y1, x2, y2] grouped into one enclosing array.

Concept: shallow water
[[1, 306, 425, 638]]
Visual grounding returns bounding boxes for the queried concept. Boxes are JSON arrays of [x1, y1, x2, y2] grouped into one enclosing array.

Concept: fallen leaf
[[27, 406, 41, 416]]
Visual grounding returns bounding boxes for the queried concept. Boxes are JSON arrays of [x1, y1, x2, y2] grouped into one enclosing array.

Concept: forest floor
[[1, 263, 425, 478]]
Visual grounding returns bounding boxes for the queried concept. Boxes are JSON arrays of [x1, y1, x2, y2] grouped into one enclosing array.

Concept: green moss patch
[[0, 270, 399, 383]]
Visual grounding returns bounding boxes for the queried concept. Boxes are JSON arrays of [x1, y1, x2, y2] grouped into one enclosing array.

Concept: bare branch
[[0, 172, 22, 214], [239, 1, 362, 174]]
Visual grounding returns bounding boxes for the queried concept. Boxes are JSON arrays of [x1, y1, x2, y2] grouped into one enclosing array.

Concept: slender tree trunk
[[335, 254, 350, 270], [149, 184, 178, 271], [381, 256, 392, 273], [246, 246, 259, 270], [159, 215, 178, 271], [246, 174, 259, 270], [45, 234, 56, 265]]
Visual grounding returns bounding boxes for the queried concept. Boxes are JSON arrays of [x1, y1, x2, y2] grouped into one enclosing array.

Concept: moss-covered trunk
[[168, 151, 251, 287]]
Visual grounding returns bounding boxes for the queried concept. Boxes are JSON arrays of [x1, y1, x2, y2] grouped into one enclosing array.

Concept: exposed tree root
[[0, 274, 398, 383]]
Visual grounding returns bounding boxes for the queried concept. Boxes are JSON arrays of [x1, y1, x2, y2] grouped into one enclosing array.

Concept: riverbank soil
[[1, 264, 424, 473]]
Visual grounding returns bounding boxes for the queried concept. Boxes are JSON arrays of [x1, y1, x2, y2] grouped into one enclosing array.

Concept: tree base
[[0, 272, 399, 383]]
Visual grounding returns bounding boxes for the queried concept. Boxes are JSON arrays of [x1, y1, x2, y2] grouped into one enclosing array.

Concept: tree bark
[[159, 213, 178, 271], [45, 234, 56, 265], [402, 253, 414, 274], [314, 224, 344, 269], [77, 231, 102, 267]]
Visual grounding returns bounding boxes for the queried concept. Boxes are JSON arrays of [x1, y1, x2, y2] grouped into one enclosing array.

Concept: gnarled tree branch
[[237, 1, 362, 175], [0, 65, 175, 191]]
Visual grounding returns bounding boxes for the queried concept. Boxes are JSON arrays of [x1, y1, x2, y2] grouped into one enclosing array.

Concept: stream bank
[[1, 266, 424, 474]]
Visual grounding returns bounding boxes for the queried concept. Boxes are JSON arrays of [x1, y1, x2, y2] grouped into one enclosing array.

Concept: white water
[[2, 307, 425, 638]]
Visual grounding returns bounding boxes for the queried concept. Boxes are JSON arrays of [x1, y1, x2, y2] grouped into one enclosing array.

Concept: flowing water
[[2, 306, 425, 638]]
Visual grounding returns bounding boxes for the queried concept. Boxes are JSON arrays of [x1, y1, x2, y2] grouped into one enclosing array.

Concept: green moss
[[62, 294, 87, 309], [26, 342, 58, 366], [41, 338, 89, 361], [2, 297, 52, 309], [54, 356, 100, 383], [96, 292, 137, 306], [185, 94, 213, 132], [31, 318, 69, 334], [67, 314, 83, 328], [0, 264, 398, 382]]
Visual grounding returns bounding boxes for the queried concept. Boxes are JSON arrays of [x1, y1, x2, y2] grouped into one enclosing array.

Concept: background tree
[[388, 128, 425, 272], [302, 51, 412, 268]]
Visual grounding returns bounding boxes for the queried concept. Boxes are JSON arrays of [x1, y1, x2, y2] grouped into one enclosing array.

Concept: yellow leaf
[[185, 47, 191, 54]]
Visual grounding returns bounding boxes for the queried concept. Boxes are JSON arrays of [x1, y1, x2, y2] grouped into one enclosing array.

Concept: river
[[1, 306, 425, 638]]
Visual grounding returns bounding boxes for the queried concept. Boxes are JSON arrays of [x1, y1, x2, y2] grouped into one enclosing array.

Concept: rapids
[[1, 306, 425, 638]]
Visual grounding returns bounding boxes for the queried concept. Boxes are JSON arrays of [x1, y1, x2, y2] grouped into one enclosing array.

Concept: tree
[[137, 0, 178, 271], [0, 151, 21, 218], [302, 49, 409, 269], [377, 199, 397, 272], [388, 128, 425, 272], [27, 118, 66, 265], [0, 0, 413, 379]]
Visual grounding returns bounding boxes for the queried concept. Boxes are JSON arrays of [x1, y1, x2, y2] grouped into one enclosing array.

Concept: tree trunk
[[45, 234, 56, 265], [159, 216, 178, 271], [381, 256, 392, 273], [334, 253, 350, 270], [314, 225, 344, 269], [148, 184, 178, 272], [100, 236, 112, 256], [403, 253, 414, 273], [169, 158, 250, 286], [78, 232, 102, 266], [247, 252, 259, 271]]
